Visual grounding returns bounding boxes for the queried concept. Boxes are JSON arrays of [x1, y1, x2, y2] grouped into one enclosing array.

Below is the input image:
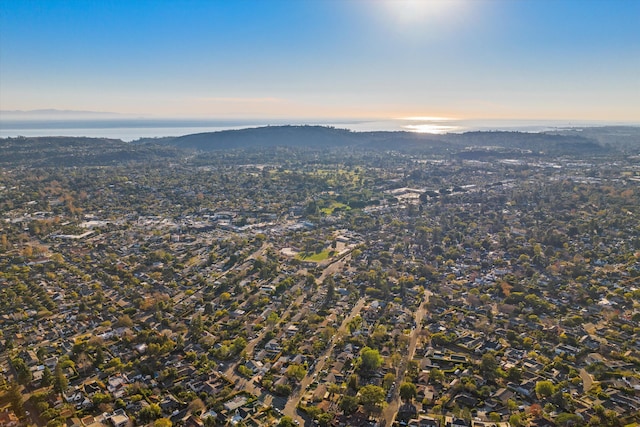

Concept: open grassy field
[[296, 248, 335, 262]]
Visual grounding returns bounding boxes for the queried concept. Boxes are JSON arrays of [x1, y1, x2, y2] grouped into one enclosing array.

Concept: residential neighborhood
[[0, 131, 639, 427]]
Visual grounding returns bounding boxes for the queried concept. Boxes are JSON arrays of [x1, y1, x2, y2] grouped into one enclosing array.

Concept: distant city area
[[0, 126, 639, 427]]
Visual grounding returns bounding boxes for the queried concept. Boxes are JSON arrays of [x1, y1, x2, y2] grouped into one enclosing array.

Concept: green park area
[[296, 248, 335, 262]]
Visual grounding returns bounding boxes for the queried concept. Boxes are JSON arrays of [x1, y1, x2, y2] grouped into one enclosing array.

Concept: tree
[[277, 416, 296, 427], [348, 373, 359, 392], [115, 314, 133, 328], [587, 416, 603, 427], [340, 395, 359, 415], [41, 366, 53, 387], [190, 313, 204, 338], [555, 412, 584, 427], [53, 363, 68, 395], [267, 311, 280, 326], [286, 363, 307, 381], [237, 365, 253, 378], [535, 380, 555, 398], [231, 336, 247, 354], [359, 347, 383, 374], [383, 372, 396, 390], [12, 357, 32, 385], [108, 357, 124, 372], [77, 352, 91, 376], [317, 412, 332, 427], [275, 383, 292, 396], [7, 382, 25, 417], [203, 414, 217, 427], [95, 346, 105, 365], [324, 276, 335, 304], [220, 292, 231, 303], [358, 384, 385, 417], [430, 367, 445, 383], [154, 419, 172, 427], [92, 392, 112, 405], [139, 403, 162, 423], [399, 382, 417, 402], [204, 302, 214, 314], [528, 403, 543, 418], [480, 352, 499, 381], [187, 397, 206, 415], [406, 360, 420, 382], [327, 382, 342, 395], [509, 413, 524, 427], [507, 366, 522, 383]]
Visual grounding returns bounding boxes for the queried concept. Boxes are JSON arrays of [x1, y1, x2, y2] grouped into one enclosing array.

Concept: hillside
[[0, 136, 182, 167], [138, 125, 618, 156], [2, 126, 637, 168], [137, 125, 361, 150]]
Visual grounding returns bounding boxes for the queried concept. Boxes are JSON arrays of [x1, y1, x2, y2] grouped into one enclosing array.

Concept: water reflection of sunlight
[[403, 123, 459, 134], [397, 116, 459, 134]]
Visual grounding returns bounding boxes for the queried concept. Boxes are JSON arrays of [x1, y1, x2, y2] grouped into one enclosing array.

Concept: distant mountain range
[[0, 109, 126, 119]]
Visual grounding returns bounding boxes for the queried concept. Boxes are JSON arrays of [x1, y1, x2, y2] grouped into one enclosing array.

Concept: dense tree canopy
[[359, 347, 383, 374]]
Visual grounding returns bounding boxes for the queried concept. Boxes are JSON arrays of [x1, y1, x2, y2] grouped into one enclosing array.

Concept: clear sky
[[1, 0, 638, 121]]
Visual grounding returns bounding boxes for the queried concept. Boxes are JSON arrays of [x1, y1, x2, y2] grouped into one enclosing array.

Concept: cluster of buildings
[[1, 147, 639, 427]]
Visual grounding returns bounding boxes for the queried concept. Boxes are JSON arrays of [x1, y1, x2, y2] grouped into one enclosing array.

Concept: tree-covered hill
[[0, 136, 184, 167], [139, 125, 621, 156], [3, 126, 637, 168]]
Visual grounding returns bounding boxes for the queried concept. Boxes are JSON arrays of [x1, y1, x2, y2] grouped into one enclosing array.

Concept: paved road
[[246, 285, 305, 362], [381, 290, 431, 427], [283, 297, 367, 425], [173, 242, 269, 307], [223, 284, 305, 374], [216, 245, 361, 425], [317, 252, 352, 284]]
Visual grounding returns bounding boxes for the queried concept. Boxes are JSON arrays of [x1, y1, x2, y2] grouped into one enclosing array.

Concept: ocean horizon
[[0, 117, 635, 141]]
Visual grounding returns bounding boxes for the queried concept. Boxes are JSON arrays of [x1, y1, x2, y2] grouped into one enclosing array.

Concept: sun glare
[[403, 123, 458, 134], [379, 0, 464, 25], [401, 116, 453, 122], [396, 115, 460, 134]]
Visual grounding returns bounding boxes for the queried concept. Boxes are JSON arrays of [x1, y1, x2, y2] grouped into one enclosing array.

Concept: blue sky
[[1, 0, 638, 121]]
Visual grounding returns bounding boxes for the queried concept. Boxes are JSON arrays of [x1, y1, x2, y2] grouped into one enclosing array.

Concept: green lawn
[[296, 249, 335, 262], [320, 202, 351, 215]]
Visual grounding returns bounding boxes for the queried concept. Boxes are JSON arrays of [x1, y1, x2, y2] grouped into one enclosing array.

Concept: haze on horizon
[[0, 0, 639, 124]]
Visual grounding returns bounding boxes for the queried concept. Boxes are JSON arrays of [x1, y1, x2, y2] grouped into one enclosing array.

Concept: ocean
[[0, 117, 630, 141]]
